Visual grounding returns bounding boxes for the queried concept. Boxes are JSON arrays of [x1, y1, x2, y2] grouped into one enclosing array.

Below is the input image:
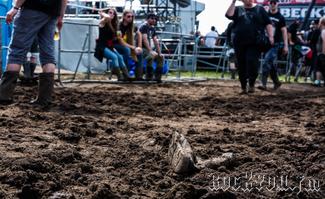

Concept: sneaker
[[273, 82, 282, 90], [313, 80, 321, 87], [257, 85, 267, 91]]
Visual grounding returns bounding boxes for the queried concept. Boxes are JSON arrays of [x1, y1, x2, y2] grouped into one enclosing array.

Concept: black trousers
[[234, 44, 261, 89]]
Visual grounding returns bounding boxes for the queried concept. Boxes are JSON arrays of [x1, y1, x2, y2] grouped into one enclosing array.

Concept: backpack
[[232, 5, 268, 47]]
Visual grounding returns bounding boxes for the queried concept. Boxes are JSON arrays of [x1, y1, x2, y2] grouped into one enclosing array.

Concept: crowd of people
[[196, 0, 325, 93], [0, 0, 324, 108], [94, 9, 164, 83]]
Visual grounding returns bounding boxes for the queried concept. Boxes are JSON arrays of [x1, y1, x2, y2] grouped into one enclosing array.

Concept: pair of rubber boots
[[145, 66, 162, 83], [112, 67, 133, 81], [0, 71, 54, 107]]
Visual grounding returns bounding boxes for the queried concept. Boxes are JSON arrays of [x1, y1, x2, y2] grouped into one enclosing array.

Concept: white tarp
[[56, 18, 107, 73]]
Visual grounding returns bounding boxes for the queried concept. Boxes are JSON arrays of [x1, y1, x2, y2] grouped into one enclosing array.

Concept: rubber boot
[[23, 61, 32, 79], [154, 66, 163, 83], [30, 73, 54, 107], [145, 66, 154, 81], [135, 64, 144, 80], [270, 69, 281, 90], [121, 67, 132, 82], [112, 67, 123, 81], [0, 71, 19, 104]]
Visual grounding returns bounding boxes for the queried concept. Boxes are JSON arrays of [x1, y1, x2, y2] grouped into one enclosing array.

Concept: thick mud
[[0, 80, 324, 199]]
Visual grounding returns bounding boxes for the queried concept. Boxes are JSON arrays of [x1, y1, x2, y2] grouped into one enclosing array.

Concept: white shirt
[[205, 31, 218, 48]]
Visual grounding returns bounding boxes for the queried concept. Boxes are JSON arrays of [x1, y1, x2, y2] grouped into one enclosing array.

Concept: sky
[[196, 0, 243, 35]]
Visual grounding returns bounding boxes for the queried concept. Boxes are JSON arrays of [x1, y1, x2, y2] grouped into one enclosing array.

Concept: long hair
[[106, 8, 118, 33], [319, 17, 325, 29], [121, 10, 135, 45]]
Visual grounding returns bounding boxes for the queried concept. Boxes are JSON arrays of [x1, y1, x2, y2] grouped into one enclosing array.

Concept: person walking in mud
[[0, 0, 68, 106], [226, 0, 273, 94], [258, 0, 288, 91]]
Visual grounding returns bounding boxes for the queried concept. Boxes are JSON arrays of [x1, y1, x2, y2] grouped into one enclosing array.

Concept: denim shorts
[[7, 8, 57, 66]]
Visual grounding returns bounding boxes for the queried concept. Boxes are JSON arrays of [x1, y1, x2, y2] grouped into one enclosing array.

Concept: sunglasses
[[150, 17, 157, 20], [270, 1, 277, 4], [108, 11, 115, 15], [126, 15, 133, 18]]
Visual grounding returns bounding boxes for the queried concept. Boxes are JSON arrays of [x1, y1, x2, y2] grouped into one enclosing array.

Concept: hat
[[269, 0, 279, 2]]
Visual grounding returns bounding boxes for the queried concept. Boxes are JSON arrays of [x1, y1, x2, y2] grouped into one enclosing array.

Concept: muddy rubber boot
[[145, 66, 154, 81], [154, 66, 163, 83], [112, 67, 123, 81], [135, 65, 144, 81], [121, 67, 132, 82], [23, 61, 32, 79], [30, 73, 54, 107], [0, 71, 19, 104], [257, 74, 268, 90]]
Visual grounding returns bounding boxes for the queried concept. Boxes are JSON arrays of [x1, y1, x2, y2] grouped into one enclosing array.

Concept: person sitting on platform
[[94, 8, 131, 81], [115, 10, 143, 80], [139, 12, 164, 82]]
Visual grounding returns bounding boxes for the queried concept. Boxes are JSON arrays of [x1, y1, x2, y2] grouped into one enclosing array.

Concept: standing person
[[0, 0, 68, 106], [139, 12, 164, 82], [94, 8, 130, 81], [226, 0, 273, 94], [205, 26, 218, 48], [115, 10, 143, 80], [314, 17, 325, 87], [258, 0, 288, 90]]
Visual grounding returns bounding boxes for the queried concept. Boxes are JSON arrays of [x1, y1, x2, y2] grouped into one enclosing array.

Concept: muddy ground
[[0, 80, 324, 199]]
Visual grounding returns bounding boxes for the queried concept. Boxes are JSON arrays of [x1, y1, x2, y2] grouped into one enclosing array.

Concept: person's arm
[[57, 0, 68, 31], [153, 36, 161, 56], [5, 0, 26, 24], [321, 30, 325, 54], [136, 31, 142, 48], [142, 33, 152, 51], [226, 0, 237, 18], [266, 24, 274, 46], [281, 26, 288, 55]]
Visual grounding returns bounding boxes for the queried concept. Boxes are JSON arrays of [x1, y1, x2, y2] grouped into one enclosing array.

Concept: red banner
[[254, 0, 325, 4], [253, 0, 325, 20]]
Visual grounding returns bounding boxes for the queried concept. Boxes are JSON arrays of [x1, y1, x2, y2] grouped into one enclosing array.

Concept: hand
[[150, 50, 158, 57], [135, 47, 142, 54], [269, 37, 274, 46], [6, 8, 18, 24], [57, 16, 64, 31], [282, 46, 288, 55]]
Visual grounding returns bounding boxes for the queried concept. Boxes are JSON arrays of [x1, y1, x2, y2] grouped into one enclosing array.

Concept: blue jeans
[[114, 44, 131, 69], [261, 44, 281, 86], [103, 47, 126, 69], [7, 8, 57, 66]]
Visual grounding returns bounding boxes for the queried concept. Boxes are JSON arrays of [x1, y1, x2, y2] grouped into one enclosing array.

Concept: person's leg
[[234, 45, 248, 93], [246, 46, 261, 92], [113, 49, 131, 80], [260, 47, 276, 89], [154, 55, 164, 82], [135, 53, 143, 80], [114, 44, 131, 70], [143, 50, 154, 80], [31, 14, 57, 106], [269, 46, 281, 90], [0, 9, 44, 103], [103, 48, 121, 80]]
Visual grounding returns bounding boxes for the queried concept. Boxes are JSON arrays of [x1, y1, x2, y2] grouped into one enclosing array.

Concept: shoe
[[30, 73, 54, 107], [313, 80, 321, 87], [273, 82, 282, 90], [239, 89, 248, 95], [248, 86, 255, 93], [257, 85, 267, 91]]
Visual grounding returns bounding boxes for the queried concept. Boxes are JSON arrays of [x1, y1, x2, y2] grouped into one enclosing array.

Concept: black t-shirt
[[23, 0, 62, 16], [226, 5, 271, 45], [288, 22, 300, 44], [268, 11, 286, 43], [139, 22, 156, 46]]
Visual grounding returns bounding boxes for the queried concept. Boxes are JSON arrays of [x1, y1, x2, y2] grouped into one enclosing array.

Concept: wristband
[[13, 6, 20, 10]]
